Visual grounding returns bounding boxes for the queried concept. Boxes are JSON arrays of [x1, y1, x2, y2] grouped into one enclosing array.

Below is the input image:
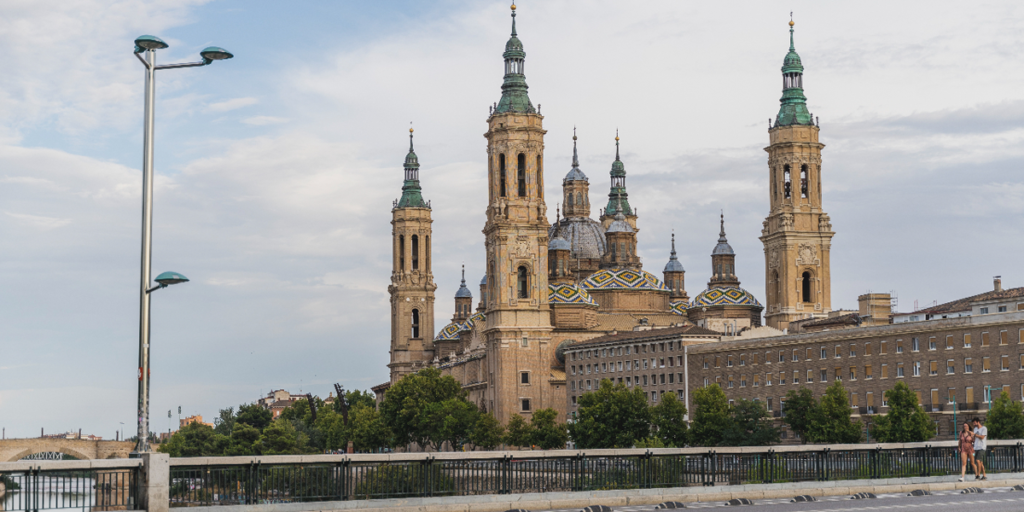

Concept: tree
[[568, 379, 651, 449], [689, 384, 731, 447], [349, 404, 392, 452], [224, 423, 260, 456], [343, 390, 376, 411], [531, 408, 569, 450], [986, 390, 1024, 440], [255, 420, 305, 455], [236, 403, 272, 432], [807, 380, 863, 444], [503, 414, 536, 448], [722, 399, 780, 446], [213, 407, 236, 436], [157, 422, 227, 457], [871, 382, 935, 443], [650, 391, 688, 447], [470, 413, 505, 450], [422, 398, 479, 451], [379, 368, 468, 449], [782, 388, 817, 443]]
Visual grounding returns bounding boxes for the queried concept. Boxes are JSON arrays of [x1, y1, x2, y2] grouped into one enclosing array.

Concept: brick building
[[687, 286, 1024, 441]]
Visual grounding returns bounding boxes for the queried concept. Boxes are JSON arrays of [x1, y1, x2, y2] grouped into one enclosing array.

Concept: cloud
[[242, 116, 288, 126], [5, 211, 72, 230], [207, 97, 258, 113]]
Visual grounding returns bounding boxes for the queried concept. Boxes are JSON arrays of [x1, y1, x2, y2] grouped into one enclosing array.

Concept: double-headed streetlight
[[132, 35, 233, 453]]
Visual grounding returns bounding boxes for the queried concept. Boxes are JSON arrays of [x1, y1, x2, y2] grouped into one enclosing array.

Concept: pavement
[[537, 486, 1024, 512]]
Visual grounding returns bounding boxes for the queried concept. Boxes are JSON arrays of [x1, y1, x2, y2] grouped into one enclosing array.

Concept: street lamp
[[132, 35, 232, 454]]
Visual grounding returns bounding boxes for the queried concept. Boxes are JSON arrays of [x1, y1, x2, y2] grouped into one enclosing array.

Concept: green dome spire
[[605, 131, 633, 216], [775, 18, 813, 127], [397, 127, 429, 209], [494, 3, 535, 115]]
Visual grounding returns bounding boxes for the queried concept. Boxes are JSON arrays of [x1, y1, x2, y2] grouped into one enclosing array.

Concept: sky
[[2, 0, 1024, 439]]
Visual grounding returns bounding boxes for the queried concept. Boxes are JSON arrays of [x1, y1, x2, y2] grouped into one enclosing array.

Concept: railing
[[164, 440, 1024, 506], [0, 460, 141, 511]]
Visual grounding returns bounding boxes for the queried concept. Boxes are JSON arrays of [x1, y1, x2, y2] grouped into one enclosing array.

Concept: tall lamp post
[[132, 35, 233, 454]]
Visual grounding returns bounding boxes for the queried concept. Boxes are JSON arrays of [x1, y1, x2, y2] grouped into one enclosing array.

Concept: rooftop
[[565, 325, 721, 350], [915, 286, 1024, 316]]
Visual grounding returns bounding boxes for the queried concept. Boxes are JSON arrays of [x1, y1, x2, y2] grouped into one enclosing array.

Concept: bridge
[[0, 438, 134, 462]]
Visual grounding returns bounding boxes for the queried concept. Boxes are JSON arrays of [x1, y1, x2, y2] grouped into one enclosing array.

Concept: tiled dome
[[580, 269, 669, 291], [689, 286, 762, 309], [549, 283, 598, 305]]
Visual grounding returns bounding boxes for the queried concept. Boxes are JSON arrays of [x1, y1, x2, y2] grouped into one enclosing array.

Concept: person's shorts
[[975, 449, 987, 464]]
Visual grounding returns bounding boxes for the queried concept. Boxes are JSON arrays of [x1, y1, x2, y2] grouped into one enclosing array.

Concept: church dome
[[689, 286, 763, 309], [455, 267, 473, 298], [549, 283, 598, 305], [580, 269, 669, 291], [480, 274, 487, 286], [548, 218, 606, 260], [549, 235, 571, 251]]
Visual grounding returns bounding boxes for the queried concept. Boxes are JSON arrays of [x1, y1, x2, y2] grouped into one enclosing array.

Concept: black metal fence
[[166, 442, 1024, 506], [0, 466, 139, 511]]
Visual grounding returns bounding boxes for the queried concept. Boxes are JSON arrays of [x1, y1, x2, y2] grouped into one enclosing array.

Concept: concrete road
[[539, 486, 1024, 512]]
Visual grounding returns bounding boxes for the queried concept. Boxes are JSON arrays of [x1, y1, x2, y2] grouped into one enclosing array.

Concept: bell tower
[[761, 19, 833, 331], [388, 128, 436, 383], [482, 2, 554, 423]]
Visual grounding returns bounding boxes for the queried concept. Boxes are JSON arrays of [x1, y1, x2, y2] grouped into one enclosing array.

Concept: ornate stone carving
[[769, 248, 780, 269], [818, 214, 832, 232], [780, 213, 794, 230], [762, 220, 769, 237], [796, 243, 819, 266]]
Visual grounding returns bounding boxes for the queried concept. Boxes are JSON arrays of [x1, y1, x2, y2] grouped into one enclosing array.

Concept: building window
[[897, 363, 905, 378], [1000, 331, 1009, 345], [517, 153, 527, 197], [779, 372, 786, 385], [766, 373, 773, 386], [897, 340, 903, 354], [411, 235, 419, 270], [669, 373, 675, 384], [411, 308, 420, 338], [792, 349, 799, 362], [740, 355, 746, 366], [821, 347, 827, 359], [783, 164, 792, 199], [966, 386, 974, 403], [767, 398, 773, 411], [980, 307, 989, 314], [947, 360, 955, 374], [780, 351, 785, 363], [520, 372, 530, 385], [1001, 355, 1010, 371], [850, 366, 857, 380], [880, 341, 888, 355], [850, 344, 857, 357], [834, 366, 842, 381], [929, 337, 937, 351], [948, 388, 956, 404], [499, 154, 507, 197], [800, 164, 809, 198], [982, 356, 992, 372], [517, 266, 529, 298], [587, 380, 592, 390], [865, 343, 873, 356], [865, 365, 873, 379], [965, 358, 973, 374], [946, 335, 954, 350], [792, 371, 799, 384], [807, 348, 814, 360], [807, 369, 814, 383], [964, 333, 972, 348], [521, 399, 531, 412], [881, 364, 888, 379], [741, 375, 747, 387], [912, 338, 920, 352], [851, 392, 859, 408], [802, 272, 812, 302], [913, 361, 921, 377], [572, 395, 577, 406], [982, 332, 990, 347], [727, 356, 733, 367], [929, 361, 938, 376], [930, 389, 940, 410], [820, 369, 827, 382]]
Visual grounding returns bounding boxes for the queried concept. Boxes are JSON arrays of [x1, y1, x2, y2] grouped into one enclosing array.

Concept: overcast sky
[[1, 0, 1023, 439]]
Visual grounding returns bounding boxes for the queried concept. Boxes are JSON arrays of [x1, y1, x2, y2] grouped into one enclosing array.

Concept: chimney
[[994, 276, 1002, 292]]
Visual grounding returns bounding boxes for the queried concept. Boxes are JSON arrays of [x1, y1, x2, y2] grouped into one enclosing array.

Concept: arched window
[[566, 193, 573, 206], [399, 235, 405, 271], [411, 308, 420, 338], [411, 235, 419, 270], [576, 192, 583, 206], [517, 153, 527, 197], [499, 154, 507, 197], [800, 164, 808, 198], [771, 270, 780, 303], [783, 165, 792, 199], [425, 236, 431, 272], [536, 155, 543, 198], [802, 271, 812, 303], [517, 266, 529, 299]]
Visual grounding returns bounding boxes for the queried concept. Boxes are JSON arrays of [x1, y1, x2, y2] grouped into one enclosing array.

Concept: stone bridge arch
[[7, 446, 93, 462], [0, 439, 134, 462]]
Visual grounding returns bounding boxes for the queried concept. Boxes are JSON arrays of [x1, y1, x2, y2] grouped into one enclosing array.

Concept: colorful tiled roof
[[549, 283, 598, 305], [432, 311, 487, 342], [689, 286, 763, 308], [580, 269, 669, 291], [670, 300, 688, 316]]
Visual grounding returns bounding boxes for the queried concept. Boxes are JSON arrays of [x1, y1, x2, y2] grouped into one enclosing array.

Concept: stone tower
[[388, 129, 437, 383], [482, 3, 554, 422], [710, 213, 740, 289], [663, 233, 687, 302], [599, 133, 638, 231], [601, 199, 641, 270], [761, 20, 833, 331], [453, 265, 473, 323], [562, 129, 590, 219]]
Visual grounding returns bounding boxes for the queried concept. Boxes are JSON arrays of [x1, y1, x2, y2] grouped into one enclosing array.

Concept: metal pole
[[135, 48, 157, 453]]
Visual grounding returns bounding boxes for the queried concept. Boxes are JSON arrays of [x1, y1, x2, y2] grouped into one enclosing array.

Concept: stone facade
[[0, 438, 133, 462]]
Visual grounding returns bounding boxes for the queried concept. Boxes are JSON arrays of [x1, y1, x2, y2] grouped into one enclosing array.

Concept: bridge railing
[[0, 458, 142, 511], [163, 439, 1024, 506]]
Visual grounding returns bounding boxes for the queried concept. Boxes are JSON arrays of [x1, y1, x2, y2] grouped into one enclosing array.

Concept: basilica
[[374, 5, 835, 424]]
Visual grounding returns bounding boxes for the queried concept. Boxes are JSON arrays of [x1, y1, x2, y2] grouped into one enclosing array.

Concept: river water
[[2, 476, 95, 512]]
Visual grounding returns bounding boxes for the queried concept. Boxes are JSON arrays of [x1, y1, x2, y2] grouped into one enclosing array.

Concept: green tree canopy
[[349, 403, 392, 452], [379, 368, 471, 449], [422, 398, 479, 451], [236, 403, 272, 432], [469, 413, 505, 450], [504, 414, 536, 448], [157, 422, 227, 457], [871, 382, 935, 443], [568, 379, 651, 449], [224, 422, 260, 456], [807, 380, 863, 444], [722, 399, 780, 447], [213, 407, 236, 436], [650, 391, 688, 447], [782, 388, 817, 443], [531, 408, 569, 450], [986, 390, 1024, 440], [255, 420, 307, 455], [689, 384, 731, 447]]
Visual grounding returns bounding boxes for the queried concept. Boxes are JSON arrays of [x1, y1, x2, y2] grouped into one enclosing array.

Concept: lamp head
[[154, 271, 189, 287], [200, 46, 234, 65], [134, 35, 169, 53]]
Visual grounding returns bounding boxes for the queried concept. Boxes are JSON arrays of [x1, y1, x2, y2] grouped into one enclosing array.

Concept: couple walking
[[958, 417, 988, 481]]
